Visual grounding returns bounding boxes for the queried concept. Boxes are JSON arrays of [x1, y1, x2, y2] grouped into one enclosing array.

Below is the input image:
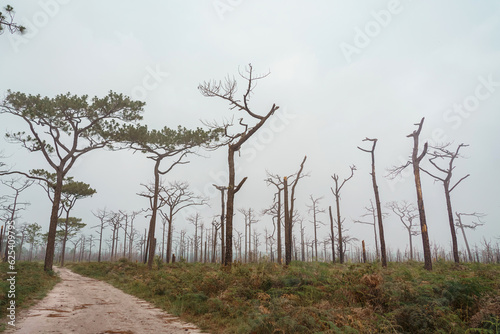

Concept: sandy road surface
[[7, 267, 203, 334]]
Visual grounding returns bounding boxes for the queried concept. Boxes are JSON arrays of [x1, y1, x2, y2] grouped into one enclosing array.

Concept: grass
[[0, 261, 60, 331], [67, 259, 500, 333]]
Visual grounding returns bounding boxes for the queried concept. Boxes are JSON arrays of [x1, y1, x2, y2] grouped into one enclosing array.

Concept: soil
[[7, 267, 203, 334]]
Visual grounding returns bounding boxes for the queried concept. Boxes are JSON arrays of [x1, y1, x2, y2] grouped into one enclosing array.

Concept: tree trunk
[[371, 158, 387, 267], [456, 214, 473, 262], [98, 223, 103, 262], [219, 188, 225, 264], [44, 170, 63, 271], [413, 162, 432, 270], [335, 193, 343, 264], [277, 190, 282, 264], [444, 184, 460, 263], [225, 146, 236, 266], [147, 161, 161, 269], [362, 240, 367, 263], [283, 177, 291, 265], [329, 206, 336, 263], [166, 210, 173, 263]]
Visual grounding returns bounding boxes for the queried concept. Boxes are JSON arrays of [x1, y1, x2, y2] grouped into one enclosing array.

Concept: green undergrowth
[[0, 262, 60, 331], [68, 259, 500, 333]]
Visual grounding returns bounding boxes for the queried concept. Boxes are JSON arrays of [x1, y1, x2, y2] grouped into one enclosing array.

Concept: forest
[[1, 2, 500, 333]]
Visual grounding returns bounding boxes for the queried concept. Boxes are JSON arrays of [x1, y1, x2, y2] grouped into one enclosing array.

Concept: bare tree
[[213, 184, 227, 263], [188, 213, 202, 262], [107, 211, 123, 261], [265, 174, 284, 264], [92, 208, 108, 263], [354, 200, 388, 261], [199, 64, 279, 266], [328, 206, 336, 263], [331, 165, 356, 264], [1, 178, 33, 261], [239, 208, 258, 262], [211, 217, 220, 263], [455, 212, 486, 262], [283, 157, 307, 265], [358, 138, 388, 267], [307, 195, 325, 261], [420, 143, 469, 263], [157, 181, 207, 263], [388, 117, 432, 270], [386, 201, 420, 261]]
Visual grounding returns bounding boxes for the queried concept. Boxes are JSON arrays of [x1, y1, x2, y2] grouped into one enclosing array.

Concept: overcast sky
[[1, 0, 499, 258]]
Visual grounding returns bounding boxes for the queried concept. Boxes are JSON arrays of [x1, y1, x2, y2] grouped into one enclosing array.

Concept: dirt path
[[7, 267, 203, 334]]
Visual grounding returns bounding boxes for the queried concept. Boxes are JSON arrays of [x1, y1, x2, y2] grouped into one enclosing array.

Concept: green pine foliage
[[68, 260, 500, 333]]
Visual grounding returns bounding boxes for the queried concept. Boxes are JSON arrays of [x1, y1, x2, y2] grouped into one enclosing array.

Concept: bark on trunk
[[44, 171, 63, 271], [224, 146, 236, 266]]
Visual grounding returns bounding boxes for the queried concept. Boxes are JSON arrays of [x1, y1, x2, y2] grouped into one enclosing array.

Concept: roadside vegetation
[[68, 259, 500, 333], [0, 262, 59, 331]]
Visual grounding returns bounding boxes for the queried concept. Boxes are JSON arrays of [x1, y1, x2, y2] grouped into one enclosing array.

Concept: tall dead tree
[[91, 208, 108, 263], [213, 184, 226, 263], [307, 195, 325, 261], [199, 64, 279, 266], [239, 208, 258, 262], [386, 201, 420, 261], [328, 206, 336, 263], [420, 143, 470, 263], [267, 157, 307, 265], [388, 117, 432, 270], [188, 213, 202, 262], [358, 138, 387, 267], [354, 200, 388, 260], [265, 175, 284, 264], [455, 212, 485, 262], [158, 181, 207, 263], [331, 165, 356, 264], [0, 178, 32, 261]]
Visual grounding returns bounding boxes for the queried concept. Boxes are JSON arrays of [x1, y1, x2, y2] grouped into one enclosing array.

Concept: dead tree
[[354, 200, 388, 260], [213, 184, 227, 263], [307, 195, 325, 261], [239, 208, 258, 262], [211, 217, 220, 263], [199, 64, 279, 265], [455, 212, 485, 262], [188, 213, 202, 262], [420, 143, 469, 263], [328, 206, 336, 263], [358, 138, 387, 267], [386, 201, 420, 261], [282, 157, 307, 265], [158, 181, 207, 263], [107, 212, 122, 261], [388, 117, 432, 270], [91, 208, 108, 263], [265, 174, 284, 264], [0, 177, 32, 261], [331, 165, 356, 264]]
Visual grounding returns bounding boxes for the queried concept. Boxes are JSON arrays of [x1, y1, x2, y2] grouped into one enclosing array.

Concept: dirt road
[[7, 267, 203, 334]]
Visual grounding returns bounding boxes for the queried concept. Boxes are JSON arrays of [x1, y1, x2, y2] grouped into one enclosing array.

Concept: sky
[[1, 0, 499, 259]]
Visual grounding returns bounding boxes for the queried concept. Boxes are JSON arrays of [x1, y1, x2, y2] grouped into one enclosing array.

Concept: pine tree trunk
[[44, 171, 63, 271]]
